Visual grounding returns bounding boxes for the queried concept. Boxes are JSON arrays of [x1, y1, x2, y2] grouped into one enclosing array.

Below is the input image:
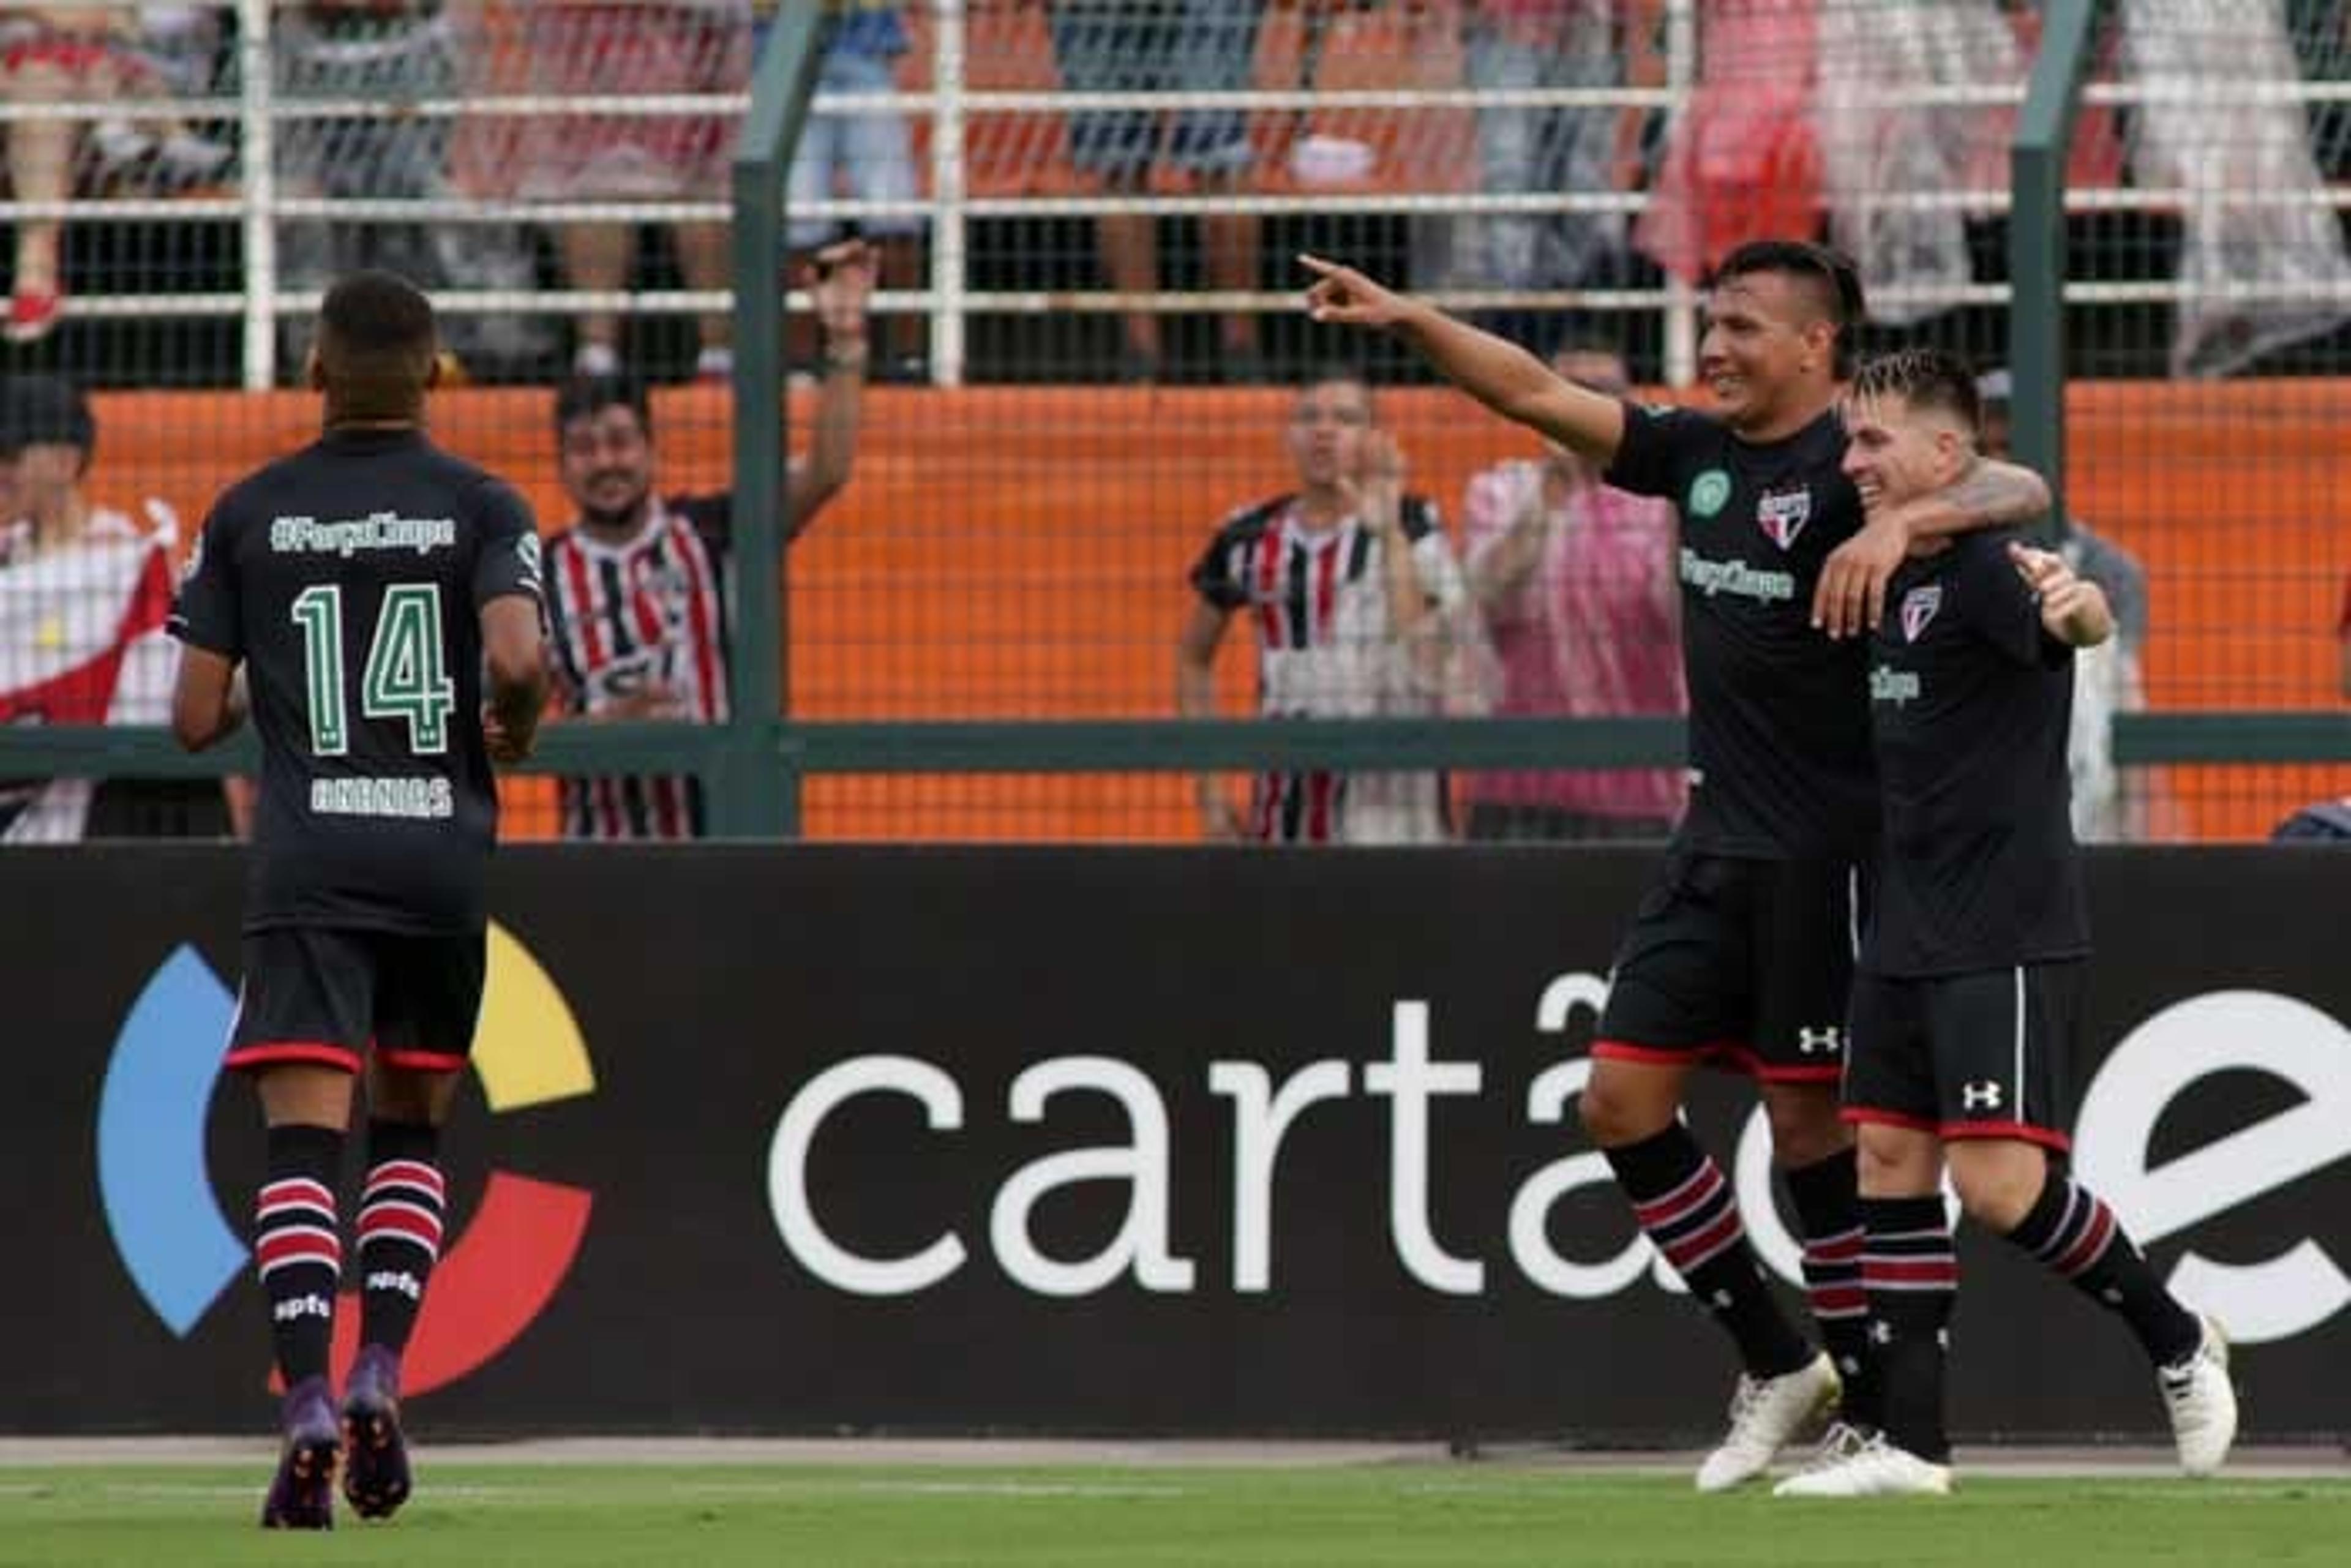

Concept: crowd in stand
[[1, 3, 2345, 383]]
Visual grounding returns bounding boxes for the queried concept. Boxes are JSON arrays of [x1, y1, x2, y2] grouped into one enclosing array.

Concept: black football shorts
[[1592, 852, 1864, 1084], [224, 926, 487, 1076], [1841, 960, 2085, 1151]]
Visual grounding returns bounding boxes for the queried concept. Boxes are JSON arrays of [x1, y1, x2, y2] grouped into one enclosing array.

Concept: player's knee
[[1577, 1063, 1678, 1148], [1853, 1125, 1918, 1188], [1760, 1083, 1848, 1167], [1948, 1145, 2047, 1232], [366, 1065, 459, 1127]]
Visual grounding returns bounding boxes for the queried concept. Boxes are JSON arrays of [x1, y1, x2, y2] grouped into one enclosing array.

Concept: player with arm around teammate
[[1302, 241, 2052, 1489], [1774, 349, 2235, 1496], [169, 271, 551, 1530]]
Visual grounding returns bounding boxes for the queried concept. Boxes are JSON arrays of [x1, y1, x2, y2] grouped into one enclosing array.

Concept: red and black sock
[[1860, 1195, 1957, 1463], [255, 1123, 344, 1389], [1607, 1124, 1815, 1378], [2001, 1170, 2200, 1367], [355, 1119, 446, 1357], [1785, 1148, 1870, 1424]]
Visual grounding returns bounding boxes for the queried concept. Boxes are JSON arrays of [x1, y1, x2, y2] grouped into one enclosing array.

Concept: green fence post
[[716, 7, 827, 838], [2009, 0, 2098, 538]]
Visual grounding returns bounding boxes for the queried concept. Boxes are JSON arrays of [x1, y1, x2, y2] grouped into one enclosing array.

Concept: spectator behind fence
[[92, 6, 232, 181], [1411, 2, 1662, 320], [2338, 562, 2351, 700], [0, 386, 17, 525], [0, 375, 231, 840], [1458, 341, 1684, 842], [2121, 0, 2351, 377], [1047, 0, 1267, 383], [2273, 796, 2351, 841], [1634, 0, 1821, 287], [1812, 0, 2020, 327], [782, 2, 928, 380], [0, 6, 228, 345], [463, 0, 754, 380], [1177, 366, 1485, 845], [541, 239, 874, 839], [277, 2, 549, 378], [1978, 369, 2165, 843]]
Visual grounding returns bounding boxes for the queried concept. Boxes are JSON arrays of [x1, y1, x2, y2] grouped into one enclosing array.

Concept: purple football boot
[[260, 1375, 339, 1529], [340, 1344, 413, 1520]]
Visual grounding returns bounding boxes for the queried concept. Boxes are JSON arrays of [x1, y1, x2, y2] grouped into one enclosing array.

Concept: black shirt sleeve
[[1961, 533, 2062, 669], [1190, 501, 1280, 611], [1190, 535, 1246, 609], [166, 501, 242, 658], [471, 479, 546, 614], [1602, 401, 1710, 501]]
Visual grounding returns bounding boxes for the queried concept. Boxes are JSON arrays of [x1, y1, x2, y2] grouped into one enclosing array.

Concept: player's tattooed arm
[[1813, 457, 2053, 639], [1901, 457, 2052, 541]]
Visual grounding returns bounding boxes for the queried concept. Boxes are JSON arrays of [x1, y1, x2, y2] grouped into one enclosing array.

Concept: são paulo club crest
[[1757, 486, 1810, 549], [1902, 583, 1943, 642]]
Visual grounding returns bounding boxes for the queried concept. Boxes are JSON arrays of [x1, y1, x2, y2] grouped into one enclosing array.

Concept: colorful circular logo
[[96, 922, 595, 1397]]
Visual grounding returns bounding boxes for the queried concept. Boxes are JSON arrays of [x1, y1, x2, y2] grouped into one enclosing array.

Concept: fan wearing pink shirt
[[1460, 344, 1685, 841]]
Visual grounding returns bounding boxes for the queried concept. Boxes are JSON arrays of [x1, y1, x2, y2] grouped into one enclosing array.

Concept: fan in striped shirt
[[1177, 366, 1479, 844], [539, 240, 874, 838]]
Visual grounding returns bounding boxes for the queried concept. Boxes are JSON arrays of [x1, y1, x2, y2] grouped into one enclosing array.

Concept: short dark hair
[[1295, 361, 1376, 418], [1848, 347, 1982, 440], [554, 374, 654, 442], [1, 374, 95, 461], [1713, 240, 1865, 373], [315, 271, 438, 416], [1298, 359, 1372, 392]]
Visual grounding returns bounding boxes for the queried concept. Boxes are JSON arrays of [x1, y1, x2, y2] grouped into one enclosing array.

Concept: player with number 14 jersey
[[171, 434, 543, 934]]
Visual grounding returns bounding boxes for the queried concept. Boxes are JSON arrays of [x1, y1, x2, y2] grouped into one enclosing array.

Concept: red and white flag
[[0, 508, 181, 841]]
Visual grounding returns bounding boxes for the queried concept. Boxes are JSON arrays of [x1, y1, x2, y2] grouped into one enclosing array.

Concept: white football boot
[[2158, 1314, 2238, 1478], [1772, 1429, 1953, 1497], [1695, 1352, 1840, 1493]]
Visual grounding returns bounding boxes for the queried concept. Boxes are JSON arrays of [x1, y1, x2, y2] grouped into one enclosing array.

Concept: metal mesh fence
[[2064, 0, 2351, 839], [0, 1, 2344, 845]]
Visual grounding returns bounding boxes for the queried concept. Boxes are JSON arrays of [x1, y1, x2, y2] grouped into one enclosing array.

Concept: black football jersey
[[1862, 530, 2090, 976], [168, 428, 544, 934], [1605, 403, 1875, 859]]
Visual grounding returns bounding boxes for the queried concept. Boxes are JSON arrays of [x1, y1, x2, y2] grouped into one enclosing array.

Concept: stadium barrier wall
[[10, 845, 2348, 1442]]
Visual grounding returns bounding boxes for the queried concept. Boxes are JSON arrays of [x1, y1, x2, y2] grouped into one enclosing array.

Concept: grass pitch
[[1, 1461, 2344, 1567]]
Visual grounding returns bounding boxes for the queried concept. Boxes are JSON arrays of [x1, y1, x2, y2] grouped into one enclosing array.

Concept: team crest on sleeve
[[1901, 583, 1943, 642], [1756, 486, 1811, 550]]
